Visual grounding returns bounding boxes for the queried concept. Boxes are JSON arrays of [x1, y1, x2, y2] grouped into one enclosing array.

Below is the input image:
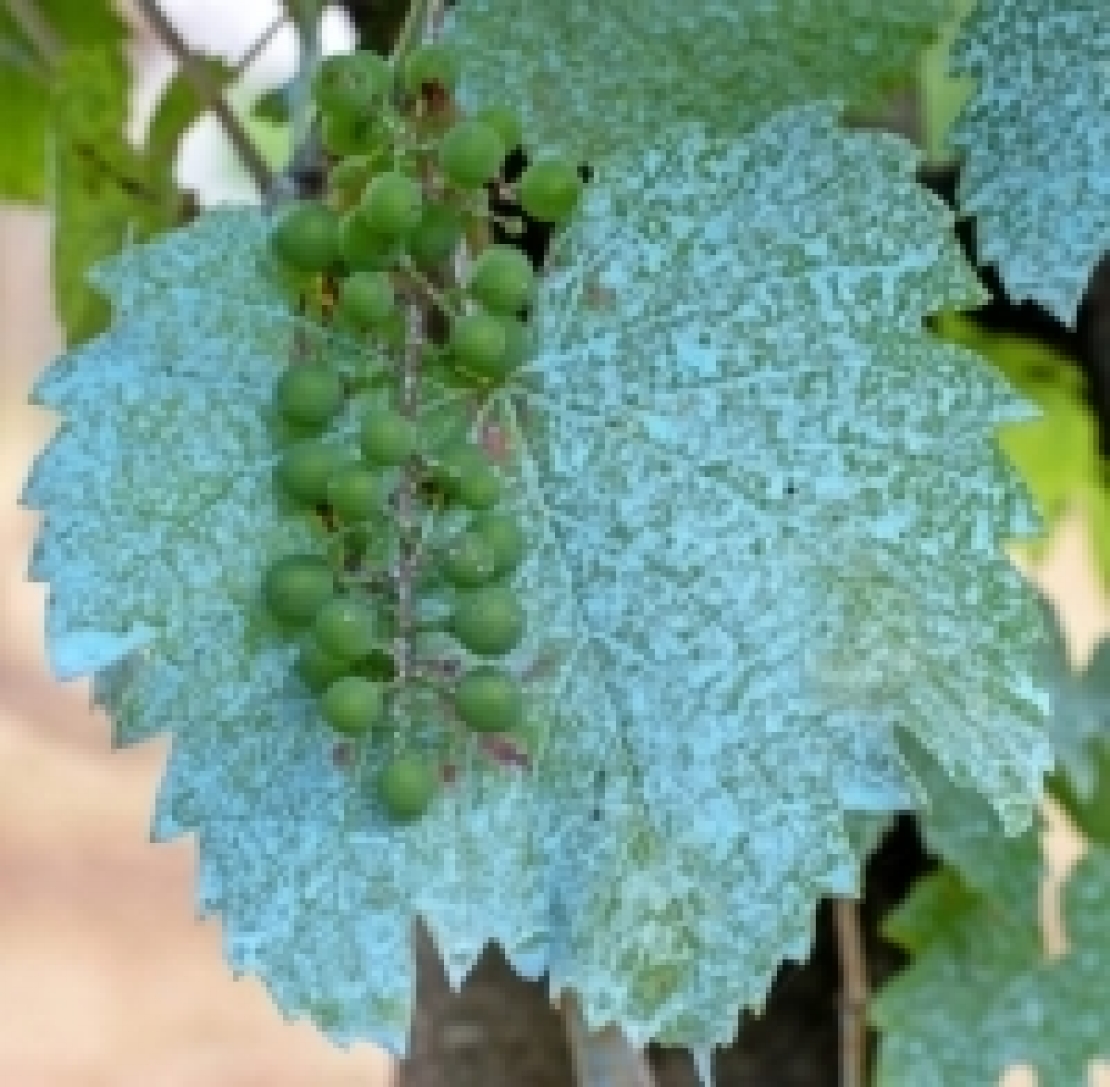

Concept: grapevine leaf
[[145, 55, 236, 174], [444, 0, 949, 163], [944, 0, 1110, 327], [50, 49, 186, 345], [525, 102, 1053, 1065], [0, 0, 127, 201], [20, 104, 1057, 1082], [872, 841, 1110, 1086]]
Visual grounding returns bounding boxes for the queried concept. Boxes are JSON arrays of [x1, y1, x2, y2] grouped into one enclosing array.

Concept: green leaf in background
[[873, 841, 1110, 1086], [145, 55, 236, 176], [50, 48, 187, 345], [444, 0, 949, 163], [930, 310, 1110, 589], [0, 0, 127, 201], [18, 104, 1059, 1086], [917, 0, 976, 167], [944, 0, 1110, 327]]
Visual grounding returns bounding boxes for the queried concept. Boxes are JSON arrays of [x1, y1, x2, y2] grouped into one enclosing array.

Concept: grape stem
[[833, 896, 869, 1087], [134, 0, 276, 197], [396, 255, 462, 320]]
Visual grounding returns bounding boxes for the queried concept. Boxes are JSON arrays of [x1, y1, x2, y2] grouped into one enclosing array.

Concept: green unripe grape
[[274, 364, 343, 430], [495, 315, 532, 375], [474, 105, 523, 153], [438, 120, 506, 190], [451, 584, 525, 657], [325, 462, 380, 520], [454, 665, 524, 733], [263, 553, 335, 628], [270, 201, 340, 273], [360, 407, 416, 465], [376, 751, 437, 822], [321, 111, 378, 158], [469, 510, 526, 579], [360, 171, 424, 239], [313, 51, 392, 117], [320, 675, 385, 736], [277, 441, 353, 506], [466, 245, 536, 315], [295, 636, 353, 693], [401, 43, 460, 96], [440, 529, 499, 588], [450, 311, 507, 373], [433, 444, 502, 509], [337, 270, 396, 327], [312, 594, 382, 661], [339, 206, 399, 272], [406, 201, 464, 267], [517, 157, 583, 225]]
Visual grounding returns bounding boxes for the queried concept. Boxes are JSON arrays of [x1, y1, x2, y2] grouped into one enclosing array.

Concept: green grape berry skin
[[320, 675, 385, 736], [401, 43, 460, 96], [454, 666, 524, 733], [469, 511, 526, 579], [295, 636, 352, 693], [438, 120, 506, 190], [434, 444, 502, 510], [339, 207, 399, 272], [440, 529, 499, 588], [361, 171, 424, 239], [376, 751, 437, 822], [325, 462, 380, 520], [360, 407, 416, 466], [466, 245, 536, 316], [277, 441, 353, 506], [313, 51, 392, 118], [473, 105, 523, 153], [274, 364, 344, 430], [312, 595, 382, 661], [451, 585, 525, 657], [517, 158, 583, 225], [263, 553, 336, 628], [406, 202, 464, 267], [450, 311, 507, 373], [338, 270, 396, 327], [270, 201, 340, 273]]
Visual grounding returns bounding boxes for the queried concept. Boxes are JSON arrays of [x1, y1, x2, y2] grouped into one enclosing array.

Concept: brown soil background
[[4, 200, 1110, 1087]]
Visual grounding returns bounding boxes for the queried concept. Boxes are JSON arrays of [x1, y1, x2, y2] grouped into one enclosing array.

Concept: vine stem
[[3, 0, 62, 66], [134, 0, 275, 196], [560, 991, 659, 1087], [833, 896, 869, 1087]]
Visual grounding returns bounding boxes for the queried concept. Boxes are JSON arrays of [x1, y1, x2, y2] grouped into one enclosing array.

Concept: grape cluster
[[259, 45, 582, 824]]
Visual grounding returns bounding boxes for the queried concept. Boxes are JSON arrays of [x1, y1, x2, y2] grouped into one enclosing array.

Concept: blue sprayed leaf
[[945, 0, 1110, 327], [20, 101, 1057, 1085]]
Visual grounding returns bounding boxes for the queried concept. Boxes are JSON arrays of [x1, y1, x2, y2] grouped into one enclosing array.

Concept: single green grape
[[400, 43, 460, 96], [376, 751, 437, 822], [360, 171, 424, 239], [274, 364, 344, 430], [360, 407, 416, 466], [277, 441, 353, 507], [320, 675, 385, 736], [321, 111, 380, 159], [438, 120, 506, 190], [440, 529, 499, 588], [466, 245, 536, 316], [325, 462, 380, 520], [337, 270, 396, 327], [517, 157, 583, 225], [262, 553, 336, 628], [433, 444, 502, 509], [313, 51, 392, 118], [269, 201, 340, 273], [339, 206, 400, 272], [468, 510, 526, 579], [405, 201, 464, 267], [451, 584, 525, 657], [473, 105, 523, 153], [295, 636, 353, 693], [454, 665, 524, 733], [312, 594, 383, 661], [449, 311, 507, 374]]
